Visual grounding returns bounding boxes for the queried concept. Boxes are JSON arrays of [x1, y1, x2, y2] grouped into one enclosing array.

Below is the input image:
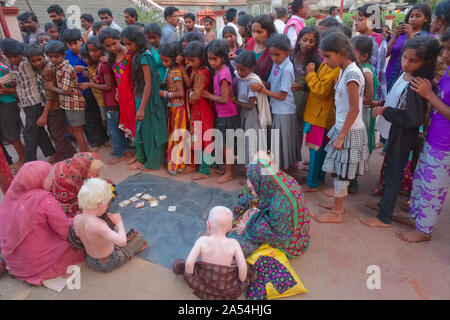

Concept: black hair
[[45, 40, 66, 56], [184, 12, 196, 22], [36, 33, 51, 41], [159, 41, 182, 67], [237, 14, 253, 38], [181, 32, 204, 44], [292, 0, 306, 15], [293, 26, 321, 70], [235, 50, 256, 69], [45, 22, 57, 32], [339, 25, 352, 39], [98, 28, 121, 65], [62, 28, 82, 44], [121, 26, 149, 97], [222, 26, 237, 37], [275, 7, 287, 19], [267, 33, 291, 52], [86, 35, 102, 49], [319, 16, 339, 28], [98, 8, 113, 17], [92, 21, 107, 33], [144, 23, 162, 36], [321, 25, 351, 39], [134, 23, 145, 29], [124, 7, 138, 20], [434, 0, 450, 27], [206, 39, 230, 64], [24, 43, 45, 58], [403, 35, 441, 79], [405, 3, 432, 33], [320, 32, 356, 62], [80, 13, 94, 24], [350, 35, 373, 60], [0, 38, 25, 55], [203, 17, 214, 25], [21, 11, 38, 23], [225, 8, 237, 23], [183, 40, 206, 62], [329, 6, 338, 15], [238, 11, 246, 17], [80, 45, 90, 58], [164, 6, 179, 20], [442, 28, 450, 42], [17, 13, 27, 22], [252, 14, 276, 38], [357, 3, 382, 33], [47, 4, 64, 16]]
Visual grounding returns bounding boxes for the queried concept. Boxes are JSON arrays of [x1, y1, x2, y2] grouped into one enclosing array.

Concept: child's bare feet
[[124, 151, 133, 158], [392, 215, 416, 227], [107, 156, 125, 165], [396, 230, 431, 243], [192, 173, 210, 180], [364, 202, 379, 212], [322, 188, 334, 198], [302, 185, 319, 192], [127, 156, 137, 165], [359, 217, 391, 228], [215, 168, 225, 175], [127, 162, 140, 170], [215, 172, 234, 184], [178, 166, 197, 174], [313, 210, 343, 223]]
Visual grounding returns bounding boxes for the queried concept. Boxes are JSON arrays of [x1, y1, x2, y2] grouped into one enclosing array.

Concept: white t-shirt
[[334, 62, 365, 130], [375, 73, 410, 139], [274, 19, 286, 34]]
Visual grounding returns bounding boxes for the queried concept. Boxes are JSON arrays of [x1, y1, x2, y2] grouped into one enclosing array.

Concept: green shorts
[[65, 109, 86, 127]]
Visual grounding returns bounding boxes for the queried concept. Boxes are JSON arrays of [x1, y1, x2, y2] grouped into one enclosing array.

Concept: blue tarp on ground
[[109, 173, 240, 269]]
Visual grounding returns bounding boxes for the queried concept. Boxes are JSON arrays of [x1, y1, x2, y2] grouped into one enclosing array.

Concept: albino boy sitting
[[173, 206, 250, 299], [73, 178, 147, 272]]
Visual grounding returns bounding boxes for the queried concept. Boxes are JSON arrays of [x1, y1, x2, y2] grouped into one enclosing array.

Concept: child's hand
[[411, 77, 434, 100], [250, 83, 263, 93], [100, 56, 108, 63], [228, 52, 237, 60], [292, 82, 304, 91], [43, 80, 53, 90], [333, 135, 345, 150], [306, 62, 315, 73], [107, 213, 122, 225], [93, 76, 100, 84], [79, 82, 91, 90], [372, 107, 386, 117], [74, 65, 86, 73], [176, 55, 185, 67], [0, 84, 7, 95], [115, 89, 120, 102], [136, 108, 145, 121], [36, 114, 47, 127], [159, 90, 165, 97]]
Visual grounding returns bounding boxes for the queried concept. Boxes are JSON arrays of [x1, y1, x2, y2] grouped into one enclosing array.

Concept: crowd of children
[[0, 0, 450, 296]]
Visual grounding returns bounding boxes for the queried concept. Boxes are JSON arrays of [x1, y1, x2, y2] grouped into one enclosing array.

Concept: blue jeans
[[106, 108, 129, 158], [86, 250, 129, 272]]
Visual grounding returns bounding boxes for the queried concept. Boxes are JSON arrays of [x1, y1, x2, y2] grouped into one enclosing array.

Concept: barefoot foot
[[178, 166, 197, 174], [215, 168, 225, 175], [359, 217, 391, 228], [215, 173, 235, 184], [396, 230, 431, 243], [127, 156, 137, 165], [364, 202, 379, 212], [192, 173, 210, 180], [107, 156, 125, 165], [312, 210, 343, 223], [392, 215, 416, 228], [127, 162, 140, 170], [302, 185, 319, 192], [322, 188, 334, 198]]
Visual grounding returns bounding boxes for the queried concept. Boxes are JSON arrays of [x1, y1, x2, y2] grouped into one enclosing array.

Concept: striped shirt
[[9, 58, 42, 108], [55, 60, 85, 111]]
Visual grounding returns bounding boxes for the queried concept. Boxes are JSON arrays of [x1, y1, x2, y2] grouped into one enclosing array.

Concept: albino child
[[172, 206, 249, 300], [73, 178, 147, 272]]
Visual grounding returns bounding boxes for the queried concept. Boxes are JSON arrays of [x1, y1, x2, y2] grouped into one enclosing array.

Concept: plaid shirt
[[9, 58, 42, 108], [55, 60, 85, 111]]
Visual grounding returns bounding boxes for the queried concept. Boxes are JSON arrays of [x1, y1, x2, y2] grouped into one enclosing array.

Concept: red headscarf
[[50, 152, 101, 217]]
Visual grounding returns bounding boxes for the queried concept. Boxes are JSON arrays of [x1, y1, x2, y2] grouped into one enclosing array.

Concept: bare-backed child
[[172, 206, 249, 300], [73, 178, 147, 272]]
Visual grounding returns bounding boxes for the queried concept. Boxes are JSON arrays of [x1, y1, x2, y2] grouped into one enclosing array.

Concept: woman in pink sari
[[0, 161, 85, 285]]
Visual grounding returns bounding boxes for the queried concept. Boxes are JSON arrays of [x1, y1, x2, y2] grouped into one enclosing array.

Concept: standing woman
[[386, 3, 432, 91], [248, 15, 276, 83]]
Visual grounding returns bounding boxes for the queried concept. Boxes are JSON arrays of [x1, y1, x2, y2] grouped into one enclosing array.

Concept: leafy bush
[[306, 16, 316, 26], [136, 6, 164, 27]]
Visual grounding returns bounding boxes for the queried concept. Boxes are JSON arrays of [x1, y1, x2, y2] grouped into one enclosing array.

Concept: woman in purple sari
[[386, 3, 432, 91]]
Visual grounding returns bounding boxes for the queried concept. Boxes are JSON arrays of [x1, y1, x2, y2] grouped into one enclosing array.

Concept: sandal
[[371, 188, 383, 197]]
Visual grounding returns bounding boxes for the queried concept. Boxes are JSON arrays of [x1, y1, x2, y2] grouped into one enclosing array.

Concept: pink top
[[0, 161, 84, 285], [213, 65, 238, 118], [98, 62, 117, 107]]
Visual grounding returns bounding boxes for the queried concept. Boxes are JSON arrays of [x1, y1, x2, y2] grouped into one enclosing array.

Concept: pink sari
[[0, 161, 84, 285]]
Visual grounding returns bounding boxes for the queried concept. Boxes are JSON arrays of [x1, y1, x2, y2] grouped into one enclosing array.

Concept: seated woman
[[0, 161, 85, 285], [50, 152, 105, 217], [228, 154, 311, 258]]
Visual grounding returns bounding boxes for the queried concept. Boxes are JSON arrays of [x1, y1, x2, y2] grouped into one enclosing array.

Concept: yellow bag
[[246, 244, 308, 300]]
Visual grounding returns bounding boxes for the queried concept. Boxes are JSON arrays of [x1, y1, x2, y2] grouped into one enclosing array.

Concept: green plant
[[342, 12, 355, 28], [306, 16, 315, 26], [136, 6, 164, 27]]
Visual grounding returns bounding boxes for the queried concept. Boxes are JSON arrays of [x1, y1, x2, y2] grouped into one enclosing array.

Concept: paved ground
[[0, 144, 449, 300]]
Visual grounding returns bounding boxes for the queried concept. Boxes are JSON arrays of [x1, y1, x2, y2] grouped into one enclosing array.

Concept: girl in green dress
[[121, 26, 168, 171]]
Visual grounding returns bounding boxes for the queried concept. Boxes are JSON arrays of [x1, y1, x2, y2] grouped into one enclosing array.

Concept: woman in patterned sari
[[228, 157, 311, 258]]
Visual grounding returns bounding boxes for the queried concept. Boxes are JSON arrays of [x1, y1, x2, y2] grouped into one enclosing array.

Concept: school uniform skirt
[[322, 125, 369, 180], [271, 113, 301, 169]]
